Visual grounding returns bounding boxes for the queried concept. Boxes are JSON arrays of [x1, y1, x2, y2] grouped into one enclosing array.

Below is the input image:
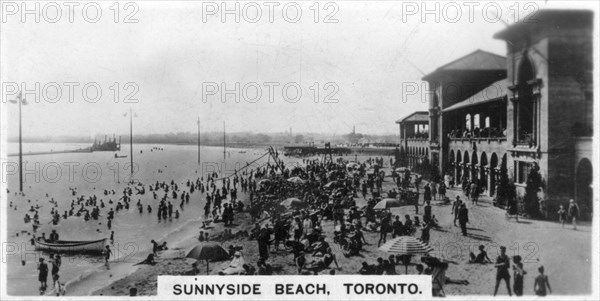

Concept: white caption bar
[[158, 275, 432, 300]]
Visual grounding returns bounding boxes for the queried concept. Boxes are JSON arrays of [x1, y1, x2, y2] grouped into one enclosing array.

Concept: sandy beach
[[81, 153, 593, 297]]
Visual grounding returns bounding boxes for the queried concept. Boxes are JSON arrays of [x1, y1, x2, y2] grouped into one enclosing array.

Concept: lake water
[[3, 142, 301, 296]]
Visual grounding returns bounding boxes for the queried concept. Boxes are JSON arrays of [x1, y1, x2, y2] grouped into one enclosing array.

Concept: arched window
[[485, 116, 490, 128], [474, 114, 480, 129], [465, 114, 471, 130], [516, 54, 536, 145]]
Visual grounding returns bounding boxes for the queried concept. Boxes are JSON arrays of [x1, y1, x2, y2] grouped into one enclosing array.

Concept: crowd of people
[[447, 127, 506, 139], [14, 144, 572, 297]]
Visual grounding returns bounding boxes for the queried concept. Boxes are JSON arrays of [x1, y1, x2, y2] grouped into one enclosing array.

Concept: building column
[[487, 168, 494, 197]]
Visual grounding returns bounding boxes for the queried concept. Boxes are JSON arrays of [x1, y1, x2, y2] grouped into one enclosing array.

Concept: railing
[[449, 137, 507, 143]]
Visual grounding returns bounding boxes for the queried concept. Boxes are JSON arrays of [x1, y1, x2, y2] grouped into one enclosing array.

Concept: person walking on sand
[[534, 266, 552, 296], [493, 246, 512, 296], [470, 181, 479, 205], [104, 245, 113, 270], [378, 213, 391, 247], [452, 196, 461, 226], [557, 205, 567, 228], [458, 204, 469, 236], [423, 184, 431, 205], [568, 199, 580, 230]]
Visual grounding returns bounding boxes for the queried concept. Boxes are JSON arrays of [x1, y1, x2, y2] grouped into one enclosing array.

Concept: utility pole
[[129, 108, 134, 178], [197, 116, 201, 165], [9, 92, 27, 192], [18, 94, 24, 192]]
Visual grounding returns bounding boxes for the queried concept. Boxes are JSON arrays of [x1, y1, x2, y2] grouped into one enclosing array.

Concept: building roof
[[494, 10, 594, 41], [442, 79, 509, 112], [395, 111, 429, 124], [422, 50, 506, 81]]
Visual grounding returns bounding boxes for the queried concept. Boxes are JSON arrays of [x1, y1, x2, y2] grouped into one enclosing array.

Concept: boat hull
[[35, 238, 107, 254]]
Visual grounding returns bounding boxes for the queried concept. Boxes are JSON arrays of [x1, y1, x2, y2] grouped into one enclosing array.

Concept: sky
[[1, 0, 597, 138]]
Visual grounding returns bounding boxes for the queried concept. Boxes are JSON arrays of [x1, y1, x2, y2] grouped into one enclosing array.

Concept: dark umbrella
[[186, 243, 230, 275]]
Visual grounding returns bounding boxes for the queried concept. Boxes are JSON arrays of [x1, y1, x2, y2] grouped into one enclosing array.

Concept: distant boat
[[114, 154, 127, 158], [34, 238, 107, 254], [239, 151, 247, 154], [92, 134, 121, 151]]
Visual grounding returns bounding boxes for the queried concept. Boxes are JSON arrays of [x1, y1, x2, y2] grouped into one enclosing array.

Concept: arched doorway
[[480, 152, 488, 196], [471, 151, 478, 181], [490, 153, 499, 196], [576, 158, 593, 220], [448, 150, 455, 175], [456, 150, 462, 184], [463, 151, 470, 182]]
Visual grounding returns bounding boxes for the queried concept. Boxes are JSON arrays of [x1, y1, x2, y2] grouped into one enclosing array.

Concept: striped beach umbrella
[[379, 236, 434, 273], [379, 236, 434, 254]]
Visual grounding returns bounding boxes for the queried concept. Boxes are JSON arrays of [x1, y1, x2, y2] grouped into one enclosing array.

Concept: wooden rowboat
[[35, 238, 107, 254]]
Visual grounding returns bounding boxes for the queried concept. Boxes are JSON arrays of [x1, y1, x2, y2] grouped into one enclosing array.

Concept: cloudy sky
[[1, 1, 596, 138]]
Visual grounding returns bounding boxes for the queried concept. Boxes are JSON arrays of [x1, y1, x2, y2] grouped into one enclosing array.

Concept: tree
[[523, 163, 543, 218], [494, 161, 516, 209], [254, 134, 271, 143], [294, 134, 304, 144]]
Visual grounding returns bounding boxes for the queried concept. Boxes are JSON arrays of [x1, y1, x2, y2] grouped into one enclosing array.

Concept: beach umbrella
[[287, 177, 305, 184], [395, 167, 408, 172], [186, 243, 230, 275], [346, 162, 359, 170], [373, 198, 402, 210], [280, 197, 305, 209], [257, 179, 271, 186], [323, 181, 341, 189], [379, 236, 434, 273]]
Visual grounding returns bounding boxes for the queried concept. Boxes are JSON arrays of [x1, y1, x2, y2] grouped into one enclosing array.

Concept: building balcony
[[448, 137, 508, 154]]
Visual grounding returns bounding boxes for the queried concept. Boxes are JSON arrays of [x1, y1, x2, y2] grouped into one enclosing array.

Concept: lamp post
[[9, 92, 27, 192]]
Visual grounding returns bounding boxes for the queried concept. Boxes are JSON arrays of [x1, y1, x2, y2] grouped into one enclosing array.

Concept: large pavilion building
[[396, 10, 594, 218]]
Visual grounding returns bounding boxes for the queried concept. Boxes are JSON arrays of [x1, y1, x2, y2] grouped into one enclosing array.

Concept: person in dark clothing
[[423, 203, 432, 224], [38, 258, 48, 291], [378, 214, 391, 247], [359, 262, 375, 275], [452, 196, 461, 226], [458, 204, 469, 236], [512, 255, 526, 296], [151, 240, 159, 255], [423, 184, 431, 204], [375, 257, 385, 275], [469, 245, 492, 264], [493, 246, 512, 296], [392, 216, 403, 238], [257, 227, 271, 260]]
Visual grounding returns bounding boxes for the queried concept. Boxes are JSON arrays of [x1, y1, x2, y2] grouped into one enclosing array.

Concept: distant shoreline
[[6, 141, 398, 156]]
